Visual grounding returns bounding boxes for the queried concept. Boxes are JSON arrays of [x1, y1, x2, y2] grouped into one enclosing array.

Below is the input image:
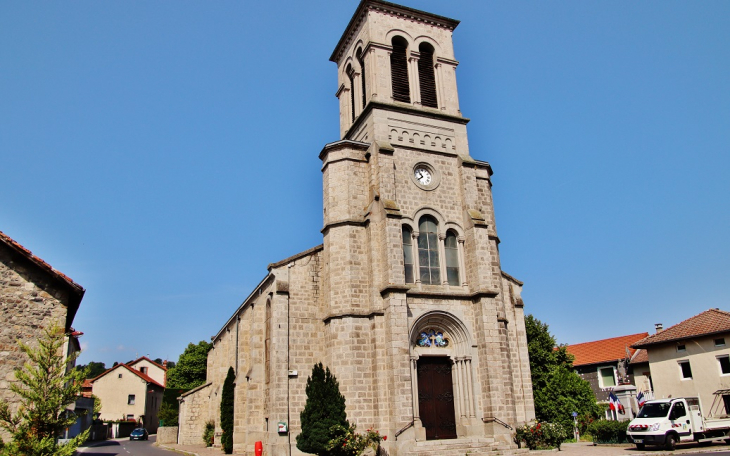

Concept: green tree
[[220, 367, 235, 454], [74, 361, 106, 379], [166, 341, 213, 389], [0, 325, 89, 456], [525, 315, 601, 431], [296, 363, 349, 456]]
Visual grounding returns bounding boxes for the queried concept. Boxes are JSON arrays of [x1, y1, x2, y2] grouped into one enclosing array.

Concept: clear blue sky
[[2, 1, 728, 367]]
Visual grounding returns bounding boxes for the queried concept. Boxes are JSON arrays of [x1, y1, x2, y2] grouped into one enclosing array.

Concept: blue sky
[[2, 1, 728, 367]]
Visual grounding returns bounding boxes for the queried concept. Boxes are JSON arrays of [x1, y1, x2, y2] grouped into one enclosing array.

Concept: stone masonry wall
[[178, 383, 212, 445], [0, 247, 70, 441]]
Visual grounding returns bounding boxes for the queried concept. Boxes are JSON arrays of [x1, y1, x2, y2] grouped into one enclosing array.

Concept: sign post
[[571, 411, 579, 441]]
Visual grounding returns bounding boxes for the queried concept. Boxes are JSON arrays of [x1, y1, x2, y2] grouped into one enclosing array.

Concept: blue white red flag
[[608, 392, 617, 411], [637, 391, 646, 407]]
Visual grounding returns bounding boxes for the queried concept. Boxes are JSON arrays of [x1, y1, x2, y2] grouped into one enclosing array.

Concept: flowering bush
[[513, 421, 567, 450], [326, 424, 385, 456]]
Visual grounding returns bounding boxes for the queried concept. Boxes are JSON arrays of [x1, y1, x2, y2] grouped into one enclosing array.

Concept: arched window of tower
[[390, 36, 410, 103], [356, 48, 366, 111], [346, 63, 356, 122], [418, 42, 438, 108], [418, 215, 440, 285]]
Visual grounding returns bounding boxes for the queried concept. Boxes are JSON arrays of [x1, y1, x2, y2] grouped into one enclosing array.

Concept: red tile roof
[[0, 230, 84, 294], [631, 348, 649, 364], [0, 230, 85, 330], [90, 363, 164, 388], [127, 356, 167, 371], [632, 308, 730, 348], [566, 332, 649, 367]]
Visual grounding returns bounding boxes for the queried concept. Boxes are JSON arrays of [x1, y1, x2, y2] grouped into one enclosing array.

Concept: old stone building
[[178, 1, 535, 455], [0, 230, 85, 441]]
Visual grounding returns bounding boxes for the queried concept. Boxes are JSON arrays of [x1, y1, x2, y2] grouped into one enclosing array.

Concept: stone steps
[[407, 438, 529, 456]]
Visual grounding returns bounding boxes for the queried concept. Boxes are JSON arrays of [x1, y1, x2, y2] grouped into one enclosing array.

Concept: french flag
[[637, 391, 646, 407], [609, 392, 626, 415]]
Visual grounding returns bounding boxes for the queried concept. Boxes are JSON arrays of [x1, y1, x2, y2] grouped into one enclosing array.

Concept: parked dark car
[[130, 428, 149, 441]]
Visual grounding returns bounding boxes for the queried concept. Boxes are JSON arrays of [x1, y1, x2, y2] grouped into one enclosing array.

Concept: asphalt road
[[77, 435, 173, 456]]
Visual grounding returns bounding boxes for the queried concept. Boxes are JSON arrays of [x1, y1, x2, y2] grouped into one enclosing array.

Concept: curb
[[157, 443, 201, 456]]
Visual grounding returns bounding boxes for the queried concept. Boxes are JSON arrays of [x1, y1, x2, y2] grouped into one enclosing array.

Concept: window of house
[[390, 36, 410, 103], [445, 230, 460, 286], [128, 395, 135, 405], [598, 367, 616, 388], [679, 361, 693, 379], [677, 344, 686, 352], [716, 338, 726, 347], [418, 42, 438, 108], [718, 356, 730, 375], [127, 414, 134, 421], [118, 373, 122, 378], [402, 225, 414, 283], [418, 216, 440, 285], [140, 367, 148, 374]]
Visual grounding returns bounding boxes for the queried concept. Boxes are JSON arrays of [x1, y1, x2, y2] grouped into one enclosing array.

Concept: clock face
[[414, 167, 432, 185]]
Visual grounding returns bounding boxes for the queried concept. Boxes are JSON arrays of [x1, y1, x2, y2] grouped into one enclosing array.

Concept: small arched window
[[402, 225, 414, 283], [346, 64, 356, 122], [356, 48, 366, 110], [418, 42, 437, 108], [445, 230, 460, 286], [390, 37, 410, 103], [418, 216, 440, 285]]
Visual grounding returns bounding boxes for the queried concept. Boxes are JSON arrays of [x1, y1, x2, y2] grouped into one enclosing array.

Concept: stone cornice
[[379, 286, 499, 299], [345, 100, 469, 141], [330, 0, 460, 64], [319, 139, 371, 161], [321, 218, 368, 235], [323, 310, 386, 324], [212, 273, 275, 342]]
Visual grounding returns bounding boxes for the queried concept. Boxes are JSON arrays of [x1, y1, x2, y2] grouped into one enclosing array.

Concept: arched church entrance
[[410, 312, 476, 441]]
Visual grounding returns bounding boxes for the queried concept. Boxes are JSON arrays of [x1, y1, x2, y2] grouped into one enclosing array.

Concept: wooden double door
[[417, 357, 457, 440]]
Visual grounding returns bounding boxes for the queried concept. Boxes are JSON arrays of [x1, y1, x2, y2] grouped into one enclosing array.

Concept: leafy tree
[[220, 367, 235, 454], [158, 402, 179, 427], [525, 315, 601, 431], [74, 361, 106, 379], [0, 324, 89, 456], [296, 363, 349, 456], [166, 341, 213, 389]]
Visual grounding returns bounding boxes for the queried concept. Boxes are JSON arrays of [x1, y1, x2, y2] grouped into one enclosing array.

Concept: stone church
[[178, 1, 535, 455]]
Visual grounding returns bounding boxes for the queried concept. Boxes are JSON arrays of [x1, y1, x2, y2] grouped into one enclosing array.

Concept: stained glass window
[[417, 329, 449, 347], [418, 216, 440, 285]]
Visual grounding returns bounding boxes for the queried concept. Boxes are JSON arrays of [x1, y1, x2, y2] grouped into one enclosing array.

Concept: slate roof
[[566, 332, 649, 367], [632, 308, 730, 348]]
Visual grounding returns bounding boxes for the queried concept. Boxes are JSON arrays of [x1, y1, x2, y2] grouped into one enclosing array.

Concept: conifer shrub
[[203, 420, 215, 447], [220, 367, 235, 454], [296, 363, 349, 456]]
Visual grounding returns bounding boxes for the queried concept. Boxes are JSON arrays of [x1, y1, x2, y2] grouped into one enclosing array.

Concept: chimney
[[655, 323, 663, 333], [162, 360, 168, 368]]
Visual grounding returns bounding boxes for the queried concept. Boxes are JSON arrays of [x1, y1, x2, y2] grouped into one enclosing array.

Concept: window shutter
[[391, 38, 410, 103]]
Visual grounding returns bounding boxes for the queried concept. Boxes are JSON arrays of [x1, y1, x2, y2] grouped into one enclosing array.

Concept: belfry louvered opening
[[418, 43, 438, 108], [356, 48, 366, 110], [390, 37, 410, 103], [347, 64, 356, 122]]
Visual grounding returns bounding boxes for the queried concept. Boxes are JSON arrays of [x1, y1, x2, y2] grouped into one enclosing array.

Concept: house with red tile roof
[[91, 362, 165, 434], [632, 308, 730, 415], [565, 332, 650, 408], [0, 230, 87, 441]]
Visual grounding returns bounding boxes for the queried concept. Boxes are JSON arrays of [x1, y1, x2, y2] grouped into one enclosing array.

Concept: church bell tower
[[319, 0, 535, 453]]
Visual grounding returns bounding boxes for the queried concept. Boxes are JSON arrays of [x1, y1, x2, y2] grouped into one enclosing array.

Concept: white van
[[626, 395, 730, 450]]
